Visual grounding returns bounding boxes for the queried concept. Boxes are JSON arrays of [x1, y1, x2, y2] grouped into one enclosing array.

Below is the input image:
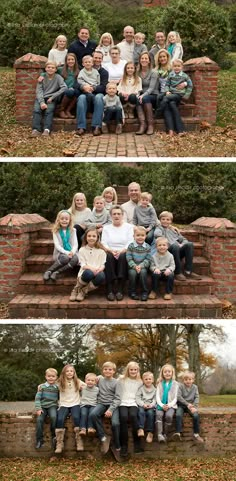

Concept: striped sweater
[[35, 382, 59, 410], [126, 241, 152, 269]]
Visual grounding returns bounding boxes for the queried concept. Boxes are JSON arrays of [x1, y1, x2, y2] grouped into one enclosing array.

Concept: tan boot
[[70, 279, 80, 301], [146, 432, 153, 443], [135, 105, 147, 135], [143, 103, 154, 135], [80, 281, 98, 298], [55, 428, 65, 453], [76, 278, 88, 302], [74, 427, 84, 451], [65, 97, 77, 119]]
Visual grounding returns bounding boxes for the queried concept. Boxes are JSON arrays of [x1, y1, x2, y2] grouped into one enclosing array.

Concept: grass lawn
[[200, 394, 236, 407]]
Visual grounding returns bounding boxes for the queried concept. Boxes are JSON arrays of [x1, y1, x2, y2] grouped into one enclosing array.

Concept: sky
[[204, 322, 236, 368]]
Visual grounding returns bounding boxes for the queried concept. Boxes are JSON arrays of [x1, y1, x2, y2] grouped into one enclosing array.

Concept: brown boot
[[69, 279, 80, 301], [65, 97, 77, 118], [55, 428, 65, 454], [59, 96, 71, 119], [74, 427, 84, 451], [143, 103, 154, 135], [128, 103, 135, 118], [135, 105, 146, 135], [82, 281, 98, 297]]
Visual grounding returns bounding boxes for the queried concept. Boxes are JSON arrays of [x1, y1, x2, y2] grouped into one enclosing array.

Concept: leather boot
[[59, 96, 71, 119], [135, 105, 146, 135], [65, 97, 77, 119], [76, 278, 88, 301], [43, 260, 61, 281], [128, 103, 135, 118], [143, 103, 154, 135], [69, 279, 80, 301], [74, 427, 84, 451], [55, 428, 65, 453], [82, 281, 98, 297]]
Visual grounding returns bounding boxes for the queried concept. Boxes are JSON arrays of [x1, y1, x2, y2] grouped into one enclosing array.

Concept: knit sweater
[[80, 385, 99, 407], [177, 383, 199, 408], [97, 377, 121, 413], [153, 225, 188, 248], [35, 382, 59, 410], [133, 205, 157, 229], [68, 207, 92, 227], [156, 380, 179, 409], [126, 241, 152, 269], [117, 77, 142, 96], [133, 43, 148, 64], [117, 40, 135, 62], [77, 68, 100, 88], [59, 380, 85, 408], [48, 48, 68, 66], [52, 228, 78, 260], [165, 71, 193, 99], [118, 378, 143, 407], [36, 73, 67, 105], [85, 208, 111, 227], [139, 69, 159, 96], [78, 245, 107, 278], [150, 251, 175, 273], [135, 384, 156, 407]]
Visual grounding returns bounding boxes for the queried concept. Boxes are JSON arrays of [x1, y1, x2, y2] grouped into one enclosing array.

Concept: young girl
[[55, 364, 85, 453], [166, 31, 183, 62], [69, 226, 107, 302], [97, 32, 114, 65], [48, 34, 68, 66], [156, 363, 178, 443], [118, 361, 143, 457], [58, 53, 79, 119], [101, 186, 118, 212], [117, 62, 142, 118], [68, 193, 92, 248], [43, 210, 79, 281]]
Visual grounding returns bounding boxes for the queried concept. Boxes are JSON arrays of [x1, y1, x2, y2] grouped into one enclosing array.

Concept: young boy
[[31, 61, 67, 137], [126, 226, 152, 301], [35, 367, 59, 449], [149, 236, 175, 300], [133, 32, 148, 65], [153, 211, 201, 281], [135, 371, 156, 443], [173, 371, 204, 444], [77, 55, 100, 91], [90, 361, 121, 461], [79, 372, 99, 435], [85, 196, 111, 234], [133, 192, 159, 245], [102, 82, 125, 135]]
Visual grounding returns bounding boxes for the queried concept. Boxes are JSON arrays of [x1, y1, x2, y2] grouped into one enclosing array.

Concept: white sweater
[[101, 222, 134, 251], [48, 48, 67, 66], [78, 245, 107, 278], [119, 378, 143, 407]]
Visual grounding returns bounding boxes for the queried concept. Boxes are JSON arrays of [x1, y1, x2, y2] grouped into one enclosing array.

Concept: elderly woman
[[136, 52, 159, 135], [105, 46, 127, 84], [101, 205, 134, 301]]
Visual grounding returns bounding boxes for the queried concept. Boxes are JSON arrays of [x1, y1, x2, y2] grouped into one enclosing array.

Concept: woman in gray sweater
[[136, 52, 159, 135]]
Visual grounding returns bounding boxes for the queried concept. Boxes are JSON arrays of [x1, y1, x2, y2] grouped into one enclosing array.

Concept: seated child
[[76, 55, 100, 92], [31, 60, 66, 137], [102, 82, 125, 135], [152, 211, 201, 281], [126, 226, 152, 301], [135, 371, 156, 443], [173, 371, 204, 444], [48, 35, 68, 66], [133, 32, 148, 65], [133, 191, 159, 244], [149, 236, 175, 300], [79, 372, 99, 435], [85, 196, 111, 234], [156, 363, 178, 443], [35, 368, 59, 449]]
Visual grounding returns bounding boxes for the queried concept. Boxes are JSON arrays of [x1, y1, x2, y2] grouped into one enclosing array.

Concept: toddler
[[77, 55, 100, 91], [79, 373, 99, 435], [133, 191, 158, 244], [133, 32, 148, 65], [136, 371, 156, 443], [126, 226, 152, 301], [149, 236, 175, 300], [102, 82, 125, 135]]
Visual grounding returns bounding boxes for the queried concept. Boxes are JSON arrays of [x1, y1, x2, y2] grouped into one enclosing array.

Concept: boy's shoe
[[107, 291, 115, 301], [148, 290, 157, 299], [31, 129, 41, 137], [116, 291, 123, 301], [134, 446, 144, 454], [36, 440, 44, 449], [141, 293, 148, 301], [76, 128, 85, 136], [101, 435, 111, 454], [175, 273, 187, 281], [172, 432, 182, 441], [130, 293, 139, 300], [164, 293, 172, 300], [193, 434, 204, 444], [158, 434, 166, 443], [87, 427, 96, 436], [137, 428, 145, 437], [102, 122, 109, 134], [185, 271, 202, 280], [42, 129, 50, 136], [115, 123, 122, 134], [79, 428, 86, 436], [146, 432, 153, 443], [110, 445, 122, 463], [93, 126, 102, 136]]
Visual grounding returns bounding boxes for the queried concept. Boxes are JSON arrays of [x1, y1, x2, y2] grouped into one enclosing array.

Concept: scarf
[[167, 44, 175, 57], [59, 228, 71, 251], [157, 380, 173, 410]]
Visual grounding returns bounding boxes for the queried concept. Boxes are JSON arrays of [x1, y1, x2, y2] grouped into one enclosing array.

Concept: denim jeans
[[128, 268, 148, 295], [142, 94, 157, 108], [90, 404, 120, 449], [76, 93, 104, 129], [176, 405, 200, 434], [80, 405, 95, 430], [168, 242, 193, 274], [36, 406, 57, 442], [119, 93, 138, 105], [103, 107, 123, 125], [32, 99, 56, 132], [81, 269, 105, 286], [138, 407, 155, 432], [56, 405, 81, 428], [152, 271, 174, 294], [160, 93, 185, 133], [119, 406, 140, 450]]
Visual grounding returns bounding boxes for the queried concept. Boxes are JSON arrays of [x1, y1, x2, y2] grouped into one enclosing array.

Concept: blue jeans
[[81, 269, 105, 286], [103, 107, 123, 125], [176, 405, 200, 434], [80, 405, 95, 430], [36, 406, 57, 442], [32, 99, 56, 132], [138, 407, 155, 432], [90, 404, 120, 449], [128, 268, 148, 295], [152, 271, 174, 294], [160, 93, 185, 133], [168, 242, 193, 274], [142, 94, 157, 108], [76, 93, 104, 129], [56, 405, 81, 428]]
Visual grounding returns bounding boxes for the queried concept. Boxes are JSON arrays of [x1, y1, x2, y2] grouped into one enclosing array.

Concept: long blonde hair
[[122, 361, 141, 380], [52, 210, 73, 233], [58, 364, 81, 392], [52, 34, 67, 50], [69, 192, 88, 215], [157, 363, 176, 384], [166, 31, 182, 46], [154, 48, 172, 72]]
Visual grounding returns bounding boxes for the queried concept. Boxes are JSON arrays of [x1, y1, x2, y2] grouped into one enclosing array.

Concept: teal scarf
[[167, 44, 175, 57], [59, 228, 71, 251], [157, 380, 173, 411]]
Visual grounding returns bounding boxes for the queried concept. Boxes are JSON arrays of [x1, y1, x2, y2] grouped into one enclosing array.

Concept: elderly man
[[68, 27, 97, 69], [149, 31, 166, 65], [117, 26, 135, 62], [121, 182, 141, 223]]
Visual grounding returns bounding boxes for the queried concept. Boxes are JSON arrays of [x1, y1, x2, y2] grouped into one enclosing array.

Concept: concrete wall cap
[[191, 217, 236, 229], [14, 53, 48, 67]]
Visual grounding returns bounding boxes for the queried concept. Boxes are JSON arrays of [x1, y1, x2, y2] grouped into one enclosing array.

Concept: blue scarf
[[167, 44, 175, 57], [59, 228, 71, 251], [157, 380, 173, 411]]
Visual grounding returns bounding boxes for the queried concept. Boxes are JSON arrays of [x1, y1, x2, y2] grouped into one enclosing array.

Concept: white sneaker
[[158, 434, 166, 443], [42, 129, 50, 136]]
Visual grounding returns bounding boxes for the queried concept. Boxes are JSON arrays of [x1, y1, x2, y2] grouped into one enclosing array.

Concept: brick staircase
[[8, 186, 222, 319]]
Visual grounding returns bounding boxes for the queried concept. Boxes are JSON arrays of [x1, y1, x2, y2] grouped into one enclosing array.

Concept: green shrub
[[0, 363, 40, 401], [226, 3, 236, 50], [0, 0, 98, 66]]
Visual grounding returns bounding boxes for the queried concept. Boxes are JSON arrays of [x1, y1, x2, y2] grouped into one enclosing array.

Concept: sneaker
[[75, 128, 85, 136], [193, 434, 204, 444], [130, 293, 139, 300], [115, 123, 122, 134], [35, 440, 44, 449], [148, 291, 157, 299], [175, 273, 187, 281], [102, 122, 109, 134], [172, 432, 181, 441], [101, 435, 111, 454], [164, 293, 172, 300], [146, 432, 153, 443], [116, 292, 123, 301], [43, 270, 51, 281], [110, 445, 122, 463], [158, 434, 166, 443], [79, 428, 86, 436], [107, 291, 115, 301], [31, 129, 41, 137], [141, 293, 148, 301], [137, 428, 145, 437], [42, 129, 50, 136], [185, 271, 202, 280], [87, 427, 96, 436]]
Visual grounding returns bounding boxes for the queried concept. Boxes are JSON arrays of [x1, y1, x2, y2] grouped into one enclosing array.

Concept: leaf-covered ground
[[0, 457, 236, 481], [0, 68, 235, 158]]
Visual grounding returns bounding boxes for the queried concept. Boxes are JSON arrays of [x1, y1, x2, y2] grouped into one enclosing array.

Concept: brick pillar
[[184, 57, 220, 124], [191, 217, 236, 302], [0, 213, 49, 302], [14, 53, 48, 124]]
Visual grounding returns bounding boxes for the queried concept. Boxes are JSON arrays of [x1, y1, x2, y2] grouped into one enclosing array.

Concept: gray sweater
[[97, 377, 121, 413], [150, 251, 175, 273], [80, 385, 99, 407], [36, 73, 67, 104], [77, 68, 100, 88], [177, 383, 199, 408], [139, 68, 159, 96], [85, 208, 111, 227], [133, 205, 157, 229], [154, 225, 188, 247], [135, 384, 156, 407]]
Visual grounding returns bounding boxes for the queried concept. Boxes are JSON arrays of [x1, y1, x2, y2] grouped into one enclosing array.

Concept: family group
[[31, 25, 192, 138], [43, 182, 201, 302], [35, 361, 204, 462]]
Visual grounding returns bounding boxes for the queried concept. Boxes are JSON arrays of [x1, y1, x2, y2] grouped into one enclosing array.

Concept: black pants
[[103, 107, 123, 125], [104, 251, 127, 284], [119, 406, 140, 451]]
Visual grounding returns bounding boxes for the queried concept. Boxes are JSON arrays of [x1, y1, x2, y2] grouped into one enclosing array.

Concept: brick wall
[[0, 213, 49, 302], [191, 217, 236, 302], [0, 410, 235, 458]]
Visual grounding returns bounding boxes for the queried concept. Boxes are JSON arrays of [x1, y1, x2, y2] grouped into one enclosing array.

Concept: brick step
[[53, 116, 200, 133], [18, 273, 214, 296], [8, 293, 222, 319]]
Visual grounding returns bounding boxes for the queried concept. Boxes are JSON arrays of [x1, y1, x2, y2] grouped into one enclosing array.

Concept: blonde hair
[[134, 225, 146, 235], [58, 364, 81, 392], [93, 195, 105, 205], [140, 191, 150, 201], [166, 31, 182, 46], [52, 34, 67, 50], [85, 372, 97, 381], [102, 186, 118, 204], [159, 210, 173, 221], [142, 371, 154, 382], [102, 361, 116, 371], [52, 210, 73, 233], [154, 48, 172, 72], [45, 60, 57, 69], [69, 192, 87, 215], [156, 236, 168, 246], [182, 371, 195, 381], [157, 364, 176, 383], [106, 82, 117, 92], [123, 361, 141, 380], [172, 58, 183, 67], [134, 32, 145, 42], [82, 55, 93, 64], [99, 32, 114, 47], [45, 368, 58, 376]]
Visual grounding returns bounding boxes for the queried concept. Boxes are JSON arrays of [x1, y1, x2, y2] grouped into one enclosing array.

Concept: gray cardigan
[[139, 68, 159, 96]]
